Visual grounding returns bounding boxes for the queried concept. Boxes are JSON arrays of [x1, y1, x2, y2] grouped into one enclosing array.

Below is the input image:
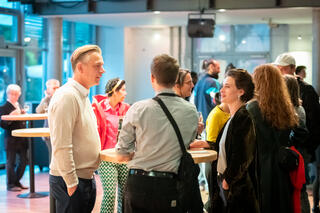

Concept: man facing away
[[116, 54, 203, 212], [193, 59, 221, 123], [0, 84, 28, 191], [48, 45, 105, 213], [36, 79, 60, 164]]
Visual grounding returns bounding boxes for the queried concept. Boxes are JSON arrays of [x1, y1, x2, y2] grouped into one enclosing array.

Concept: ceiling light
[[153, 11, 160, 14], [297, 35, 302, 40], [153, 33, 160, 41], [219, 35, 226, 41], [218, 9, 226, 12], [241, 40, 246, 44]]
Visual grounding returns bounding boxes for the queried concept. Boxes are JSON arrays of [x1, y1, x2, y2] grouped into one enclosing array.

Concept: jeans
[[49, 175, 96, 213]]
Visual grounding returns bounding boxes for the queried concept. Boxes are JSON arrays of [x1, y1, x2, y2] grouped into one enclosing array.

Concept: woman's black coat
[[210, 105, 259, 213]]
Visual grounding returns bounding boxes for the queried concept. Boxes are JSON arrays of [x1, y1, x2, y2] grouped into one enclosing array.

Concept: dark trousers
[[124, 174, 182, 213], [313, 145, 320, 208], [6, 148, 27, 188], [49, 175, 96, 213]]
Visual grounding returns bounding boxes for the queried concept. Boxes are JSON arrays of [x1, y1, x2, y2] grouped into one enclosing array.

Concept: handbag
[[278, 146, 299, 171], [153, 95, 202, 212]]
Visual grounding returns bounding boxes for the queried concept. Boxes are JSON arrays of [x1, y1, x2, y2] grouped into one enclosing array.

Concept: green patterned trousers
[[99, 161, 128, 213]]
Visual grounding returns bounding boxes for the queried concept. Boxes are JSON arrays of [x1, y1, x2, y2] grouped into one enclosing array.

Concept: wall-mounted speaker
[[187, 13, 216, 38]]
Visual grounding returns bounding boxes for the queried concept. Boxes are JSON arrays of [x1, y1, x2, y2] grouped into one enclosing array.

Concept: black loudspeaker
[[187, 18, 215, 38]]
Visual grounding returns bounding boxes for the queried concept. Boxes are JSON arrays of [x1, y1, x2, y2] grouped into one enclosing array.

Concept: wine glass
[[23, 103, 30, 114], [197, 111, 204, 139]]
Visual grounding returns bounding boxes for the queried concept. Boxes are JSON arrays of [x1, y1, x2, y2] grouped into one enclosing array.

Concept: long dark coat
[[247, 101, 293, 213], [210, 105, 259, 213]]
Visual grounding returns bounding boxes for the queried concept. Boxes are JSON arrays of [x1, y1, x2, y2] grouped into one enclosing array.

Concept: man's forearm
[[116, 152, 134, 162]]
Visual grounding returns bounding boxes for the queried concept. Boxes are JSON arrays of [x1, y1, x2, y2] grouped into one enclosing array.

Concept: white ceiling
[[55, 7, 313, 27]]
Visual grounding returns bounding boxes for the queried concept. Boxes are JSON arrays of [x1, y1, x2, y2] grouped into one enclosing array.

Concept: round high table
[[100, 148, 217, 164], [1, 113, 48, 199]]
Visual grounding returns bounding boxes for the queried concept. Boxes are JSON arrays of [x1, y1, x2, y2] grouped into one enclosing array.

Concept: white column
[[47, 17, 63, 82]]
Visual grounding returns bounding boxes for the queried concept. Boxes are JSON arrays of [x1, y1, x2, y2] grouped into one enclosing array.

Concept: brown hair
[[151, 54, 179, 87], [176, 69, 191, 86], [253, 64, 298, 129], [284, 75, 300, 107], [70, 45, 102, 71], [225, 69, 254, 102]]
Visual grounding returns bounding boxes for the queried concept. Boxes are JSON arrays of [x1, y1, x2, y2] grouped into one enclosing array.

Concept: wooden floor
[[0, 167, 103, 213], [0, 167, 315, 213]]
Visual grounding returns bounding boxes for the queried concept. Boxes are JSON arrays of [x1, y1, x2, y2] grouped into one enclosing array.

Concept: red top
[[92, 95, 130, 150]]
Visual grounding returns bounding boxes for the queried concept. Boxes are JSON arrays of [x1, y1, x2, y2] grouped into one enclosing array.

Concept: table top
[[12, 128, 50, 137], [1, 113, 48, 121], [100, 148, 217, 164]]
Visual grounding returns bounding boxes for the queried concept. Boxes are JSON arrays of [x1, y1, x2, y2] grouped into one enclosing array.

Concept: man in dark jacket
[[0, 84, 28, 191]]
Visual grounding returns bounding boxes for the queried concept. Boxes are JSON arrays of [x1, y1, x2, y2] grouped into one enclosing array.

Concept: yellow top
[[206, 105, 230, 143]]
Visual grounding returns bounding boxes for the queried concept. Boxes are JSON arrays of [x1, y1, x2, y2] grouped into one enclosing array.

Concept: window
[[0, 14, 18, 42], [193, 24, 270, 75], [0, 0, 20, 9], [234, 24, 270, 52], [24, 15, 46, 102]]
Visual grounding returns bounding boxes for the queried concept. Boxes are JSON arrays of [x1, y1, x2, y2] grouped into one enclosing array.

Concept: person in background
[[296, 66, 307, 81], [247, 64, 299, 213], [116, 54, 203, 212], [36, 79, 60, 164], [274, 53, 320, 213], [0, 84, 28, 191], [173, 69, 194, 99], [284, 74, 309, 213], [48, 45, 105, 213], [193, 59, 221, 123], [92, 78, 130, 213]]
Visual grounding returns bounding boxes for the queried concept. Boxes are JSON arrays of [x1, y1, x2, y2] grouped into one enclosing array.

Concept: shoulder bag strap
[[153, 96, 187, 154]]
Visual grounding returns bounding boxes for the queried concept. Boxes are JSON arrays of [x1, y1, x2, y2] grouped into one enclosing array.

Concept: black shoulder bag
[[153, 95, 203, 212]]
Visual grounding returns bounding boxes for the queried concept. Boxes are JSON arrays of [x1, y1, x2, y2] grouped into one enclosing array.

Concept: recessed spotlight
[[153, 11, 160, 14], [218, 9, 226, 12], [241, 40, 246, 44], [153, 33, 160, 40], [297, 35, 302, 40]]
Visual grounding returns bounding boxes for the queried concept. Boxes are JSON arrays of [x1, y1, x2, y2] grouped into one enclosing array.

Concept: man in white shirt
[[48, 45, 105, 213]]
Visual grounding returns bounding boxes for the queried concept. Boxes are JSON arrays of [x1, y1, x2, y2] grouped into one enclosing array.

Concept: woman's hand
[[222, 179, 229, 190], [189, 139, 210, 148], [197, 122, 204, 134]]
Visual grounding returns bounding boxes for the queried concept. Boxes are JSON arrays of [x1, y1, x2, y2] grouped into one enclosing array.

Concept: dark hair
[[284, 75, 300, 107], [176, 69, 191, 86], [225, 63, 236, 72], [105, 78, 125, 97], [190, 71, 198, 86], [295, 65, 306, 75], [202, 59, 214, 71], [151, 54, 179, 87], [226, 69, 254, 102]]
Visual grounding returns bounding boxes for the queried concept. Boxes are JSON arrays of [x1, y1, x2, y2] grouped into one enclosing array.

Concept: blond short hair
[[46, 79, 60, 88], [70, 45, 102, 71]]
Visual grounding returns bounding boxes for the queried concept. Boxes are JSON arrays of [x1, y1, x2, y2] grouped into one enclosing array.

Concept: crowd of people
[[0, 44, 320, 213]]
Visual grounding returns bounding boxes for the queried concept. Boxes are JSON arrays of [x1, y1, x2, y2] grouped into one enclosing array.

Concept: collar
[[69, 78, 90, 97], [104, 98, 120, 111], [7, 99, 18, 108], [155, 88, 175, 96]]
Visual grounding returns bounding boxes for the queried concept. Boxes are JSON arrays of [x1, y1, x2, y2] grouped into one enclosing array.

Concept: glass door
[[0, 55, 16, 165]]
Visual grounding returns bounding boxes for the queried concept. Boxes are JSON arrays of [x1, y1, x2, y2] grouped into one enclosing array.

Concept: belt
[[129, 169, 176, 179]]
